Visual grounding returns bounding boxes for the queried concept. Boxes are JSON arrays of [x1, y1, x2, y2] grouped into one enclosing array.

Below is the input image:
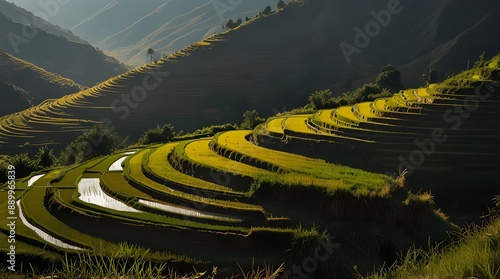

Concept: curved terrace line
[[77, 178, 141, 213], [27, 174, 45, 187], [16, 200, 83, 251], [108, 156, 128, 171], [137, 199, 242, 222]]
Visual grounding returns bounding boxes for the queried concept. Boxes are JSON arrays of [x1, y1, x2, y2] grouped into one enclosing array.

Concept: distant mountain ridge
[[6, 0, 288, 67], [0, 0, 84, 43], [0, 0, 128, 86]]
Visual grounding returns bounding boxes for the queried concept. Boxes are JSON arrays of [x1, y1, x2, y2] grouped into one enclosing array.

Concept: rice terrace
[[1, 0, 500, 278]]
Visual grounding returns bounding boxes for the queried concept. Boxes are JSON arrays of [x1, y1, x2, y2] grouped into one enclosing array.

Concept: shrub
[[240, 110, 265, 130], [137, 123, 176, 145], [308, 89, 336, 109], [376, 64, 403, 92], [355, 83, 382, 102], [366, 88, 393, 101], [9, 153, 39, 178], [226, 18, 242, 29], [175, 123, 238, 139], [0, 156, 10, 184], [59, 125, 127, 165]]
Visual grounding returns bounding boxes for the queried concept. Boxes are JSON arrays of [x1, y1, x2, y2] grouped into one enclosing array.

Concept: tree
[[376, 65, 402, 92], [0, 156, 10, 184], [422, 69, 438, 85], [226, 18, 242, 29], [35, 145, 57, 168], [137, 124, 176, 145], [240, 110, 265, 130], [10, 153, 38, 179], [308, 89, 335, 109], [355, 83, 382, 101], [147, 48, 155, 63], [277, 0, 287, 9], [59, 125, 127, 165], [263, 6, 272, 15], [235, 18, 242, 27]]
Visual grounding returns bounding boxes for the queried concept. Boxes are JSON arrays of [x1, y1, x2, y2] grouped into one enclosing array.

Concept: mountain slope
[[0, 7, 128, 86], [0, 0, 499, 155], [0, 0, 84, 43], [7, 0, 287, 67], [0, 50, 83, 116]]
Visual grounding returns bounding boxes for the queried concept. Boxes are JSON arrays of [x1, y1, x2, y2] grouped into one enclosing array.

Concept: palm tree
[[147, 48, 155, 63], [35, 145, 56, 168]]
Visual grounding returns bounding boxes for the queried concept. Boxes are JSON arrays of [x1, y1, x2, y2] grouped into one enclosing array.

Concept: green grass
[[335, 106, 362, 124], [181, 138, 367, 195], [213, 130, 392, 196], [100, 171, 242, 223], [265, 117, 285, 134], [146, 142, 241, 195], [363, 218, 500, 279], [19, 186, 97, 250], [0, 191, 49, 251], [181, 138, 269, 180], [125, 149, 265, 213], [53, 178, 248, 233], [282, 115, 316, 134], [101, 171, 149, 199]]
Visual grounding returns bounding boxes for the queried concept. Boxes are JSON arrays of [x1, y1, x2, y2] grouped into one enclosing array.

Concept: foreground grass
[[362, 198, 500, 279], [0, 243, 284, 279]]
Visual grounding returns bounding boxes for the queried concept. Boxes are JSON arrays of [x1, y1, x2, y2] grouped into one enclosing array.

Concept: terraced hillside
[[2, 0, 500, 155], [0, 50, 83, 116], [3, 58, 500, 276], [257, 80, 500, 174], [0, 127, 452, 276]]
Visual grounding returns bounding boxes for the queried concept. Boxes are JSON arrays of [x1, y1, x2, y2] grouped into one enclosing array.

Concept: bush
[[137, 124, 176, 145], [240, 110, 265, 130], [9, 153, 39, 179], [308, 89, 336, 109], [366, 88, 393, 101], [59, 125, 127, 165], [376, 65, 403, 92], [355, 83, 382, 102], [0, 157, 10, 184], [226, 18, 242, 29], [176, 123, 238, 139]]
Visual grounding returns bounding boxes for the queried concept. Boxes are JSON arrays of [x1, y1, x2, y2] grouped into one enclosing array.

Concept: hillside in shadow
[[0, 0, 499, 154], [0, 50, 83, 116]]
